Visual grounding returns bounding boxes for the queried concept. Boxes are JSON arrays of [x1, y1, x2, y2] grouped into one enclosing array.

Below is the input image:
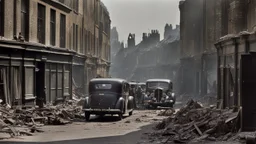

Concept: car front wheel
[[129, 110, 133, 116], [118, 113, 123, 120], [85, 112, 90, 121]]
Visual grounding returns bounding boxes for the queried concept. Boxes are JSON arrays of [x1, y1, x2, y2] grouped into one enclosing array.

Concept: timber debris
[[0, 99, 84, 139], [152, 99, 239, 143]]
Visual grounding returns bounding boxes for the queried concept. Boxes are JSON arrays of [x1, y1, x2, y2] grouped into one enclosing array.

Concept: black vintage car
[[144, 79, 176, 108], [83, 78, 135, 121]]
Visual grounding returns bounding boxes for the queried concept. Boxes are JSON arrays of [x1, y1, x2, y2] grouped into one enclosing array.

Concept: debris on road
[[152, 99, 239, 143], [0, 99, 84, 139], [157, 109, 175, 116]]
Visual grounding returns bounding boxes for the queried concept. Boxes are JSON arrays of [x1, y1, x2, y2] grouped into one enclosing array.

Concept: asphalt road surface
[[1, 110, 165, 144]]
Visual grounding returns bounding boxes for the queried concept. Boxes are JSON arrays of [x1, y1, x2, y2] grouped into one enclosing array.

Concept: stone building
[[179, 0, 221, 97], [0, 0, 110, 107], [111, 25, 180, 87], [215, 0, 254, 109], [110, 27, 122, 61]]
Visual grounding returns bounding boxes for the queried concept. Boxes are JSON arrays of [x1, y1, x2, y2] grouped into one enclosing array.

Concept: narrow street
[[1, 110, 165, 144]]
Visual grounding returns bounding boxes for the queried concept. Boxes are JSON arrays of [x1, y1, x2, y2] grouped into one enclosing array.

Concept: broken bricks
[[0, 99, 85, 139], [153, 99, 239, 143]]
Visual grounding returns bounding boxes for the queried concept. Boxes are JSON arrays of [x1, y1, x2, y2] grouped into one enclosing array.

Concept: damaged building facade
[[215, 0, 255, 110], [111, 25, 180, 91], [0, 0, 111, 107], [179, 0, 221, 97]]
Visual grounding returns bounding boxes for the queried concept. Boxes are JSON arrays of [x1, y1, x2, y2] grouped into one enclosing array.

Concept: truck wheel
[[129, 110, 133, 116], [85, 112, 90, 121]]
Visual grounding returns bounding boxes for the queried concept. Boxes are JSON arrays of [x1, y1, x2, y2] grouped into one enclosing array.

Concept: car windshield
[[95, 84, 112, 89], [148, 82, 169, 90]]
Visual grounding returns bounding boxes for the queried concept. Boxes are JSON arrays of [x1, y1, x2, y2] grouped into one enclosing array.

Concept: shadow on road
[[88, 115, 129, 123], [1, 124, 155, 144]]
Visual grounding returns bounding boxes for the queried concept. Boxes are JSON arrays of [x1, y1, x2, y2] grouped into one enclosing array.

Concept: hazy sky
[[101, 0, 180, 45]]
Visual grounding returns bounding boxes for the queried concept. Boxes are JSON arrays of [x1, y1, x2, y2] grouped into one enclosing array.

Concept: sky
[[101, 0, 180, 46]]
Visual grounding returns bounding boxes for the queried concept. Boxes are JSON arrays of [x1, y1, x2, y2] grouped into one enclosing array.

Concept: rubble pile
[[157, 109, 175, 116], [153, 99, 239, 143], [0, 99, 84, 139]]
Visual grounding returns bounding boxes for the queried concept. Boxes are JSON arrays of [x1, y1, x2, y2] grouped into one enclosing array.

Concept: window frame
[[60, 14, 66, 48], [50, 9, 56, 46], [73, 0, 79, 13], [21, 0, 29, 41], [0, 0, 4, 37], [37, 4, 46, 44]]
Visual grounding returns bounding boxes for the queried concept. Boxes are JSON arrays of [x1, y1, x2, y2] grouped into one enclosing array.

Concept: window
[[25, 68, 34, 98], [148, 82, 169, 90], [83, 0, 87, 12], [73, 24, 78, 51], [80, 28, 83, 53], [0, 0, 4, 36], [64, 65, 70, 96], [57, 65, 63, 98], [21, 0, 29, 40], [37, 4, 46, 44], [95, 84, 112, 89], [73, 0, 78, 12], [50, 9, 56, 46], [60, 14, 66, 48], [50, 64, 57, 101]]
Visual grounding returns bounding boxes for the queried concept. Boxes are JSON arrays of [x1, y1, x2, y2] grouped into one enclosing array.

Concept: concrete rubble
[[150, 99, 240, 143], [0, 99, 84, 139]]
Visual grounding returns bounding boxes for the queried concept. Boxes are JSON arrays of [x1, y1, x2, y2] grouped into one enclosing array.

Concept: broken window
[[37, 4, 46, 44], [21, 0, 29, 41], [60, 14, 66, 48], [50, 9, 56, 46], [25, 67, 34, 98], [0, 0, 4, 36]]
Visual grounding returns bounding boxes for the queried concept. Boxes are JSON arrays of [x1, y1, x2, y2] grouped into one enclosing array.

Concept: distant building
[[127, 33, 135, 48], [110, 27, 122, 60]]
